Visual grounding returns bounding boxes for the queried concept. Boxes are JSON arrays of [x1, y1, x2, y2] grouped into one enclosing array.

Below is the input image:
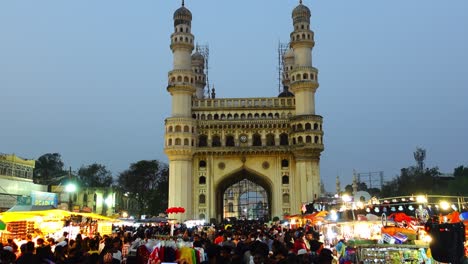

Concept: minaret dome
[[173, 4, 192, 26], [292, 2, 311, 24]]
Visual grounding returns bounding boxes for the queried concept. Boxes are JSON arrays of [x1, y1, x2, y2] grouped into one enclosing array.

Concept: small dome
[[173, 6, 192, 26], [284, 48, 294, 59], [292, 3, 311, 24], [192, 51, 204, 62], [278, 87, 294, 97]]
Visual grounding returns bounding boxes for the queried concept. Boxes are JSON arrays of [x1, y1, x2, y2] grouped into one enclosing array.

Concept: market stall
[[0, 208, 119, 243]]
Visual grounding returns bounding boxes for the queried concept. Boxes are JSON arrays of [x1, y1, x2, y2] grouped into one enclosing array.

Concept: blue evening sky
[[1, 0, 467, 192]]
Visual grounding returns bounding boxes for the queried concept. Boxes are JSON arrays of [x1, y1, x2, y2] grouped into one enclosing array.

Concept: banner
[[31, 191, 58, 207]]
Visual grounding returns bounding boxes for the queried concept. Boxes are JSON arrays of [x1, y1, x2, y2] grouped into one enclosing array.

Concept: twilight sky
[[1, 0, 467, 192]]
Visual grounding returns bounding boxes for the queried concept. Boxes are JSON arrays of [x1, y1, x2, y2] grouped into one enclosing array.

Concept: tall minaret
[[289, 0, 324, 211], [165, 0, 196, 221], [192, 48, 206, 99]]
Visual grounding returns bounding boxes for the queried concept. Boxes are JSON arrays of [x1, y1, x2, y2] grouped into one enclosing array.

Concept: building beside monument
[[164, 1, 324, 222]]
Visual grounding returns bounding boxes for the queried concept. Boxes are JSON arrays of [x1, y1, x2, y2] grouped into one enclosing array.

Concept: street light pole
[[65, 167, 77, 212]]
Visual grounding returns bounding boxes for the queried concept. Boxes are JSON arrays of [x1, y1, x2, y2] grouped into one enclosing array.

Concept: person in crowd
[[16, 241, 40, 264]]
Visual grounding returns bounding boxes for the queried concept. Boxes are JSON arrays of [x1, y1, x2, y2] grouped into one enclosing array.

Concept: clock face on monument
[[240, 135, 248, 143]]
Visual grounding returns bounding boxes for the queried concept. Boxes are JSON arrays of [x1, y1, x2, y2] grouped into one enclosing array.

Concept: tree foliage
[[33, 153, 66, 184], [379, 147, 455, 197], [117, 160, 168, 216], [77, 163, 113, 188]]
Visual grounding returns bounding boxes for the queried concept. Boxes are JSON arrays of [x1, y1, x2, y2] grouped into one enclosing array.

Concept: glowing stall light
[[355, 223, 371, 239], [185, 220, 205, 228], [451, 204, 458, 211], [330, 210, 338, 221], [356, 202, 364, 209], [326, 229, 336, 240], [416, 195, 427, 204], [342, 194, 352, 202], [440, 201, 450, 210], [122, 212, 129, 218]]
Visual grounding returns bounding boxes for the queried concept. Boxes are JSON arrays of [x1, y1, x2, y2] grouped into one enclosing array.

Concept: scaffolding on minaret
[[277, 42, 289, 94], [196, 44, 210, 98]]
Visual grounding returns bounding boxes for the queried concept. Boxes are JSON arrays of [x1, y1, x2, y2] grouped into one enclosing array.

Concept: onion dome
[[191, 51, 204, 63], [292, 2, 311, 24], [278, 87, 294, 97], [174, 4, 192, 26]]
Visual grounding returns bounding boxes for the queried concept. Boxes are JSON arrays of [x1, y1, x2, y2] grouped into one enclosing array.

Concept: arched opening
[[214, 114, 219, 120], [183, 126, 189, 132], [226, 135, 235, 147], [199, 176, 206, 185], [306, 136, 312, 143], [175, 125, 181, 132], [198, 135, 207, 147], [168, 139, 172, 146], [280, 133, 289, 146], [305, 123, 312, 130], [298, 136, 303, 144], [297, 124, 303, 130], [281, 159, 289, 168], [212, 135, 221, 147], [168, 126, 173, 132], [266, 134, 275, 146], [252, 133, 262, 146], [175, 138, 181, 145], [199, 160, 206, 168], [183, 138, 189, 145], [315, 136, 319, 143], [199, 194, 206, 204], [314, 123, 319, 130], [282, 175, 289, 185], [216, 169, 272, 222]]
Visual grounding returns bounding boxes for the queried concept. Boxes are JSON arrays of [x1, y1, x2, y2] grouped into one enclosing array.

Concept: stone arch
[[215, 168, 273, 222], [199, 194, 206, 204], [198, 134, 207, 147], [266, 133, 275, 146], [183, 125, 189, 132], [252, 133, 262, 146], [199, 176, 206, 185], [280, 133, 289, 146], [226, 134, 235, 147], [212, 135, 221, 147]]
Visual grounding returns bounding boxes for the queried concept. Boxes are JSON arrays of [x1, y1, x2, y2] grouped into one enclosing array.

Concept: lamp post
[[65, 182, 76, 212]]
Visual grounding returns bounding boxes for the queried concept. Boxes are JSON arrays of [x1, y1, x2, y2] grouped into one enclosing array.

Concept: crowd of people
[[0, 220, 347, 264]]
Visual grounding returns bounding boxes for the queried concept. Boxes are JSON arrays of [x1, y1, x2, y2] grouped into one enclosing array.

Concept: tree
[[33, 153, 66, 184], [77, 163, 113, 188], [447, 166, 468, 196], [117, 160, 168, 216], [381, 147, 441, 196]]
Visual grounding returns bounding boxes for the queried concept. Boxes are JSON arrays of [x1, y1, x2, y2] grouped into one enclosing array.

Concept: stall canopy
[[0, 209, 119, 223]]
